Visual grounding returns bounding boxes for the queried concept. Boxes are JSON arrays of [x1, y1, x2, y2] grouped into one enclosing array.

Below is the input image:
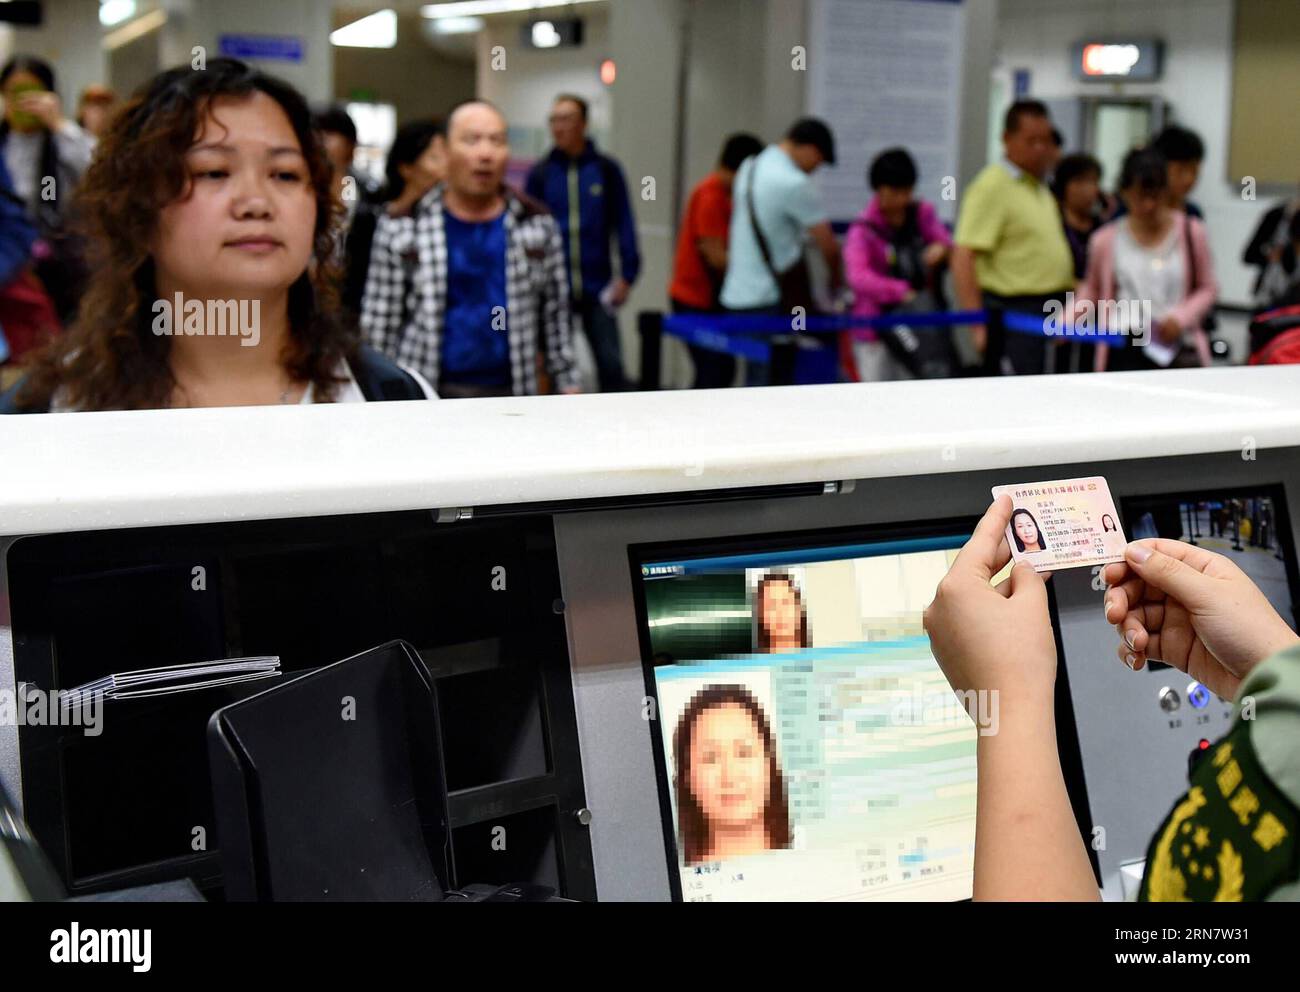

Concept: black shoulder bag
[[745, 163, 816, 314]]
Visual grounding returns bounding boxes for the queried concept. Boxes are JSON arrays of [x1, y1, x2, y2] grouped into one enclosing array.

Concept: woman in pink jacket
[[1077, 147, 1217, 371], [842, 148, 953, 380]]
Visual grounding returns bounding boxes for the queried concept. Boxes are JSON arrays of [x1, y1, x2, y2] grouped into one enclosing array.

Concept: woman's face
[[1065, 173, 1099, 215], [80, 101, 114, 138], [1014, 513, 1041, 549], [399, 134, 447, 196], [3, 70, 47, 131], [1123, 185, 1164, 225], [688, 703, 769, 833], [152, 92, 316, 301], [876, 184, 912, 217], [760, 581, 801, 642]]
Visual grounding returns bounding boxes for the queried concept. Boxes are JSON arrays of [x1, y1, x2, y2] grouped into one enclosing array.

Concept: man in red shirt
[[669, 133, 763, 388]]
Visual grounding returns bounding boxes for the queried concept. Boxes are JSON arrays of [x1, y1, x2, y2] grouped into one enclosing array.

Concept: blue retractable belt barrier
[[661, 308, 1129, 351], [667, 320, 772, 363], [1000, 308, 1129, 347], [662, 310, 984, 334]]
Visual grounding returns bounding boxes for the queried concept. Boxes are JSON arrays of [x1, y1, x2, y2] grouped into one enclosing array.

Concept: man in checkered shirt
[[361, 100, 580, 398]]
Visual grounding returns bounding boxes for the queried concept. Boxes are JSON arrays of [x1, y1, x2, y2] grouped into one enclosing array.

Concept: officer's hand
[[924, 495, 1058, 705], [1103, 540, 1300, 700]]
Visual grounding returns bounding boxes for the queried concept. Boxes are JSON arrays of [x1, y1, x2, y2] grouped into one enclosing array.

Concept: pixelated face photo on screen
[[641, 535, 978, 901], [749, 568, 811, 653], [663, 678, 791, 867]]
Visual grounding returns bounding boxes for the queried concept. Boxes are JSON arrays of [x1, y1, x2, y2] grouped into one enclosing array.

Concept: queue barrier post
[[770, 335, 798, 386], [638, 310, 663, 391], [983, 306, 1005, 377]]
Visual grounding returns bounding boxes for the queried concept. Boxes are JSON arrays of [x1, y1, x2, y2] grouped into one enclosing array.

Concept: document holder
[[207, 639, 451, 901]]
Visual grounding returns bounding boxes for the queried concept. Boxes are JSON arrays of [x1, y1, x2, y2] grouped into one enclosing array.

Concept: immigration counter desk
[[2, 366, 1299, 902]]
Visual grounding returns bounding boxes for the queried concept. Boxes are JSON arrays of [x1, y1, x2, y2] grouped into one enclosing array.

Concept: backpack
[[1248, 303, 1300, 366], [863, 204, 956, 379]]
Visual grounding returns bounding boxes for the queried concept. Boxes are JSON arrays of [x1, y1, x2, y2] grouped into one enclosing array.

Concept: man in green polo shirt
[[953, 100, 1075, 374]]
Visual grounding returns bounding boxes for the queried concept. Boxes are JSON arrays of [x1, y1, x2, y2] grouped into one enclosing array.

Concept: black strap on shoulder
[[745, 161, 782, 287]]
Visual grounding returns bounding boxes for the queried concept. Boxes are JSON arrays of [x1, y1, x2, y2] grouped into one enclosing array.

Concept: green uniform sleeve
[[1139, 644, 1300, 901]]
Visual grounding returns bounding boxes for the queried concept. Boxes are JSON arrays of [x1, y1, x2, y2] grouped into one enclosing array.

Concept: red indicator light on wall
[[1081, 43, 1140, 77], [600, 58, 616, 86]]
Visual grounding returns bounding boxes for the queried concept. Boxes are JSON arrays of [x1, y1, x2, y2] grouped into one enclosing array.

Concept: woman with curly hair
[[2, 58, 434, 412]]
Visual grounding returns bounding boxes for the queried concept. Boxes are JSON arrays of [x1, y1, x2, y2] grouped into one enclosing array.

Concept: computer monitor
[[1123, 485, 1299, 650], [632, 524, 983, 902]]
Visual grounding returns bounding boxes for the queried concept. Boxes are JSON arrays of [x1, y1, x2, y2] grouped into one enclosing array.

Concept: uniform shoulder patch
[[1140, 722, 1299, 901]]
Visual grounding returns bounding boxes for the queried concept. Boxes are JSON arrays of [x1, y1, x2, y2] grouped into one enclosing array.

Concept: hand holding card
[[990, 476, 1128, 573]]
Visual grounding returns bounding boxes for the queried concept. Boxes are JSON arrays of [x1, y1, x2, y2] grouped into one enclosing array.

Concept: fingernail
[[1124, 629, 1137, 651], [1127, 543, 1152, 564], [1104, 595, 1113, 617], [1125, 653, 1136, 669]]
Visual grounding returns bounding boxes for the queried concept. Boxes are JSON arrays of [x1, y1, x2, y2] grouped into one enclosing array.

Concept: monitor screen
[[1124, 487, 1299, 637], [633, 528, 981, 902]]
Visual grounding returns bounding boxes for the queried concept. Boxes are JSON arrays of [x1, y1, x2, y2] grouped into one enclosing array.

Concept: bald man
[[362, 100, 580, 397]]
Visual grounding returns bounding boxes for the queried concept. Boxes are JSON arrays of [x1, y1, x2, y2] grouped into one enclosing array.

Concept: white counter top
[[2, 366, 1299, 537]]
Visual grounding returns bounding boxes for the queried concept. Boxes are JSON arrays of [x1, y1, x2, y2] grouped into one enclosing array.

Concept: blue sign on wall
[[218, 34, 304, 63]]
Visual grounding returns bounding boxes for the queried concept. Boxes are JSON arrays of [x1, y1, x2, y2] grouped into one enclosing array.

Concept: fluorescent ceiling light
[[330, 9, 398, 48], [531, 20, 561, 48], [432, 15, 485, 34], [103, 7, 166, 50], [422, 0, 603, 19], [99, 0, 137, 27]]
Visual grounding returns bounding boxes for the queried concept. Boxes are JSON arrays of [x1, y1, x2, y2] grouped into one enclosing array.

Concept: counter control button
[[1158, 686, 1181, 713], [1187, 681, 1211, 709]]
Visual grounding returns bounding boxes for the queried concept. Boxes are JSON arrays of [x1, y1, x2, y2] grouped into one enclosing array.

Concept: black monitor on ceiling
[[0, 2, 42, 27]]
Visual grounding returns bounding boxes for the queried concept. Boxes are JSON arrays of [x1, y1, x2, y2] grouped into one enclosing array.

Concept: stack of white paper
[[58, 657, 281, 710]]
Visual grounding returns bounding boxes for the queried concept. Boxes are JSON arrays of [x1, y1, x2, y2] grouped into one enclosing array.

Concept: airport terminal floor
[[4, 0, 1300, 977]]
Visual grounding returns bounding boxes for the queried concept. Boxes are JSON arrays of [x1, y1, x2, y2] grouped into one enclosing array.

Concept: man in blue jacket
[[526, 94, 640, 391]]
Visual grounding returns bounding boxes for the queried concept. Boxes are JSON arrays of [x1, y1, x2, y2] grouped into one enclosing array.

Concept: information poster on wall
[[808, 0, 965, 223]]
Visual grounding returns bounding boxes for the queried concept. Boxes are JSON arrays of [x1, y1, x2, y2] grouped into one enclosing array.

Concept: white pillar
[[610, 0, 686, 385]]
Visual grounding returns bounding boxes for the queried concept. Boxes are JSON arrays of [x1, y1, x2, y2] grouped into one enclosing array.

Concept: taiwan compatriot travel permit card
[[991, 476, 1128, 573]]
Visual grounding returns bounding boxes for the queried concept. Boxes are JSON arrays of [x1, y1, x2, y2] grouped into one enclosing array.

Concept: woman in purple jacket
[[843, 148, 953, 381]]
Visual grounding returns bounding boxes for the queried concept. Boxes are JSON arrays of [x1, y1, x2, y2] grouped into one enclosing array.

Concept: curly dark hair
[[15, 57, 353, 411]]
